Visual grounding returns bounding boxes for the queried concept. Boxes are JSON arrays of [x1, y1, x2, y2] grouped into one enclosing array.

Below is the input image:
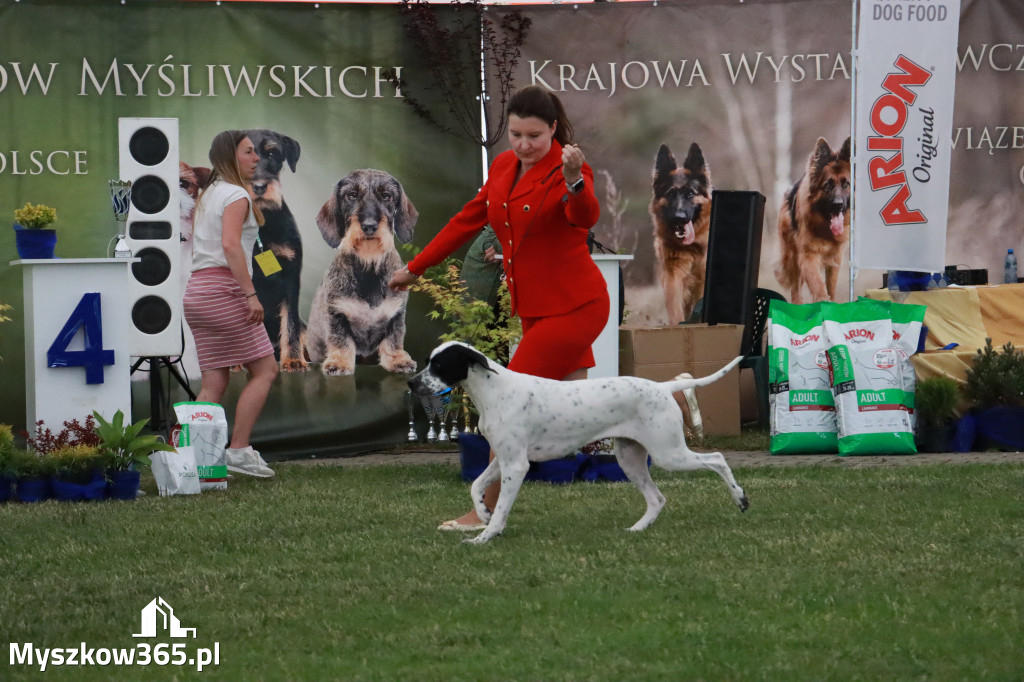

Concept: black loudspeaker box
[[701, 189, 766, 353]]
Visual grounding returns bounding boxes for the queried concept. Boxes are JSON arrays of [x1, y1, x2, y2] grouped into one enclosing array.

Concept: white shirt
[[191, 180, 259, 274]]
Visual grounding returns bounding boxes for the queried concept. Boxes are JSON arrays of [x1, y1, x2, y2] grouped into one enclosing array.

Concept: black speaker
[[701, 190, 765, 353], [118, 117, 181, 357]]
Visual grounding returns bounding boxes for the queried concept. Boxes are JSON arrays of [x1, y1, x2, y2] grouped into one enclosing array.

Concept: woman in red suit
[[389, 85, 610, 531]]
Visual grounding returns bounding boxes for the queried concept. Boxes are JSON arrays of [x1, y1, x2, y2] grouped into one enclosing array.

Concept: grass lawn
[[1, 460, 1022, 681]]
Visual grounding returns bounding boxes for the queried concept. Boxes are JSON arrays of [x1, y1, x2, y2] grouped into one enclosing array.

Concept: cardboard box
[[619, 324, 744, 436]]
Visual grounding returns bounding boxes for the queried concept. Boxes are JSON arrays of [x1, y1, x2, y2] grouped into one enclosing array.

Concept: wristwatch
[[567, 177, 585, 195]]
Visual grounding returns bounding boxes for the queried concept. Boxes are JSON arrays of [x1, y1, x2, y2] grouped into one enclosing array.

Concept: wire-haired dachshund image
[[650, 142, 713, 325], [245, 128, 308, 372], [775, 137, 851, 304], [306, 169, 419, 377]]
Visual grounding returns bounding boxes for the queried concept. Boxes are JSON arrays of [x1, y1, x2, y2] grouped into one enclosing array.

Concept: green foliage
[[48, 444, 103, 482], [964, 338, 1024, 408], [0, 301, 11, 362], [412, 261, 521, 362], [92, 409, 175, 471], [6, 447, 53, 479], [13, 201, 57, 229], [915, 376, 961, 428]]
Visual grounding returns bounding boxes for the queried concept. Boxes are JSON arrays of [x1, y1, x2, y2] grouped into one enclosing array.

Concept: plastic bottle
[[1005, 249, 1018, 284]]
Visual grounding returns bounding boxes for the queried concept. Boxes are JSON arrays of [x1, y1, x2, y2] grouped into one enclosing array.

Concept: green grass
[[1, 462, 1022, 681]]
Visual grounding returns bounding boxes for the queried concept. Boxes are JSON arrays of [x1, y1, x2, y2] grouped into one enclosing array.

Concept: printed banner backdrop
[[491, 0, 1024, 316], [2, 0, 1024, 456], [0, 0, 482, 453], [853, 0, 962, 273]]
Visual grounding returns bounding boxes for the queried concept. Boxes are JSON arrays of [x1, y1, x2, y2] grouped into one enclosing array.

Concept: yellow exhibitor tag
[[255, 250, 282, 276]]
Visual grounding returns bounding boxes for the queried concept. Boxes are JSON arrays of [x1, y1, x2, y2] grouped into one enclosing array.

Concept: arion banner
[[852, 0, 962, 273]]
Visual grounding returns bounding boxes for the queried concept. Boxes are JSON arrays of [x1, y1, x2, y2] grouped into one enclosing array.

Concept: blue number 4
[[47, 293, 115, 385]]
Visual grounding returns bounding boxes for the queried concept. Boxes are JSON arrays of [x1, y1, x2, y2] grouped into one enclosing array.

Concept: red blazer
[[409, 140, 606, 317]]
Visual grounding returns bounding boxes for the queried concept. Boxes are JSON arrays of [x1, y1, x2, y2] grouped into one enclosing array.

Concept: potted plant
[[48, 445, 106, 502], [963, 339, 1024, 451], [13, 202, 58, 259], [93, 410, 175, 499], [17, 415, 102, 502], [0, 424, 16, 503], [914, 376, 961, 453], [9, 447, 54, 503]]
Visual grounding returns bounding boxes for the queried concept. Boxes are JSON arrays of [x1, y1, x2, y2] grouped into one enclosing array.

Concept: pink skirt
[[183, 267, 274, 371]]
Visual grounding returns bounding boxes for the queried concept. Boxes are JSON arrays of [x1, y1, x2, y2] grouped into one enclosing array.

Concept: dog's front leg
[[469, 459, 502, 524], [321, 313, 357, 376], [464, 451, 530, 545]]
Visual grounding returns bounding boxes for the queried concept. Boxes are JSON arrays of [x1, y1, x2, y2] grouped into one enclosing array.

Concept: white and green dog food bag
[[768, 301, 838, 454], [821, 300, 916, 455], [859, 298, 927, 429]]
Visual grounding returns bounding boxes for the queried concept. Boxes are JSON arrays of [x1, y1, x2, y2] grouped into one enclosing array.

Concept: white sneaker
[[225, 446, 275, 478]]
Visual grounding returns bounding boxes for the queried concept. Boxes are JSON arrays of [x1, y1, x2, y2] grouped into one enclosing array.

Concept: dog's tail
[[663, 355, 743, 393]]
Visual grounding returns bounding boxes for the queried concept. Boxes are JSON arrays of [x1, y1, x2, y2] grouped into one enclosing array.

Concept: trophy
[[109, 179, 133, 258], [417, 388, 452, 443], [404, 390, 418, 442]]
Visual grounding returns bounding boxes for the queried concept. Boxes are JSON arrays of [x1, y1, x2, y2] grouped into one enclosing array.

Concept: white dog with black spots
[[408, 341, 749, 544]]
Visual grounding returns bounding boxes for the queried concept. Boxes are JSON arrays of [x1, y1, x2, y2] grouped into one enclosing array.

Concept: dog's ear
[[194, 166, 212, 189], [653, 144, 676, 195], [682, 142, 709, 180], [394, 187, 419, 245], [838, 136, 852, 164], [430, 344, 495, 386], [282, 135, 301, 173], [316, 187, 343, 248], [808, 137, 833, 187]]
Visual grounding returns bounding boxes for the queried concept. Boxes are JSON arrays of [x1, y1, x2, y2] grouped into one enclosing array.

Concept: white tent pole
[[849, 0, 859, 302]]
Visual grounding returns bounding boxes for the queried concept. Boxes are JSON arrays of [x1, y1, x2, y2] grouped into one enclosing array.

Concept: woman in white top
[[183, 130, 278, 478]]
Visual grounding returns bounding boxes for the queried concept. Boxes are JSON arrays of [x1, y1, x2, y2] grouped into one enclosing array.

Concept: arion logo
[[133, 597, 196, 639]]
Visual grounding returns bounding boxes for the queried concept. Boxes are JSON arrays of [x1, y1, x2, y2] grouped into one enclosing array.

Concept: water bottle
[[1005, 249, 1018, 284]]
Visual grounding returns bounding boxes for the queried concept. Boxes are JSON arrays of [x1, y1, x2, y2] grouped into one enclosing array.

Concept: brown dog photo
[[305, 169, 419, 377], [650, 142, 713, 325], [775, 137, 851, 304]]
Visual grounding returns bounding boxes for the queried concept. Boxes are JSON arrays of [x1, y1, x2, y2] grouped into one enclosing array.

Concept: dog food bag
[[821, 301, 916, 455], [173, 401, 229, 490], [861, 298, 927, 429], [768, 301, 838, 454]]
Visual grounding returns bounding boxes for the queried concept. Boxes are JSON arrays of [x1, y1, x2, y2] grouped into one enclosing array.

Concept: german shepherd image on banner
[[650, 142, 713, 325], [775, 137, 851, 304]]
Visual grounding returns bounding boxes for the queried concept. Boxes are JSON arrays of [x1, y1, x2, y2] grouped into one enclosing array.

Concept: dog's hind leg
[[464, 450, 530, 545], [615, 438, 666, 532], [651, 444, 749, 512]]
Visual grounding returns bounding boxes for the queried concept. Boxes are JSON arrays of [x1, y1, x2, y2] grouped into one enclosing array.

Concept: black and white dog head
[[407, 341, 495, 396]]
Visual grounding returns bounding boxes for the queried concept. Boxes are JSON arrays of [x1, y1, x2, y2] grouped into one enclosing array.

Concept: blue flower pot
[[0, 473, 14, 503], [51, 470, 107, 502], [15, 476, 51, 503], [13, 224, 57, 259], [458, 433, 491, 482], [526, 453, 584, 485], [106, 469, 142, 500]]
